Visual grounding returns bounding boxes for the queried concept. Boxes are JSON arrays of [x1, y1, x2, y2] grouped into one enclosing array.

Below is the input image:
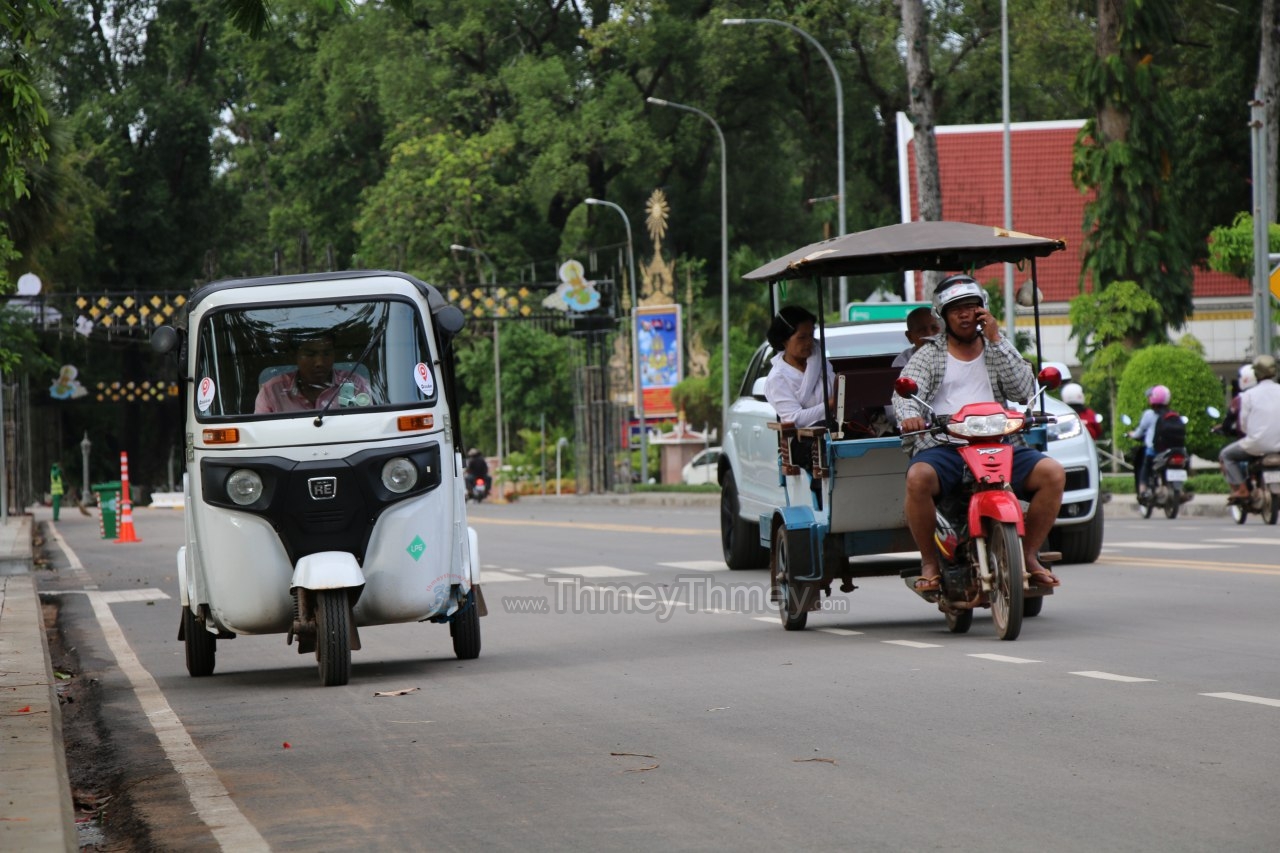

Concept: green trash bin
[[91, 481, 122, 539]]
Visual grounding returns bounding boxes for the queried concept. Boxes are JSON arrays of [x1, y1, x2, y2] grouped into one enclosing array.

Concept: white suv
[[718, 320, 1103, 569]]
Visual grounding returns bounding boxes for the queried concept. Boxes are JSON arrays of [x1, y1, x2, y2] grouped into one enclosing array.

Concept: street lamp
[[723, 17, 847, 311], [584, 198, 649, 483], [644, 97, 730, 443], [450, 243, 503, 465]]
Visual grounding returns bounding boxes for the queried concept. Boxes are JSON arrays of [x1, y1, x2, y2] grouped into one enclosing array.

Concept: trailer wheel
[[772, 533, 811, 631]]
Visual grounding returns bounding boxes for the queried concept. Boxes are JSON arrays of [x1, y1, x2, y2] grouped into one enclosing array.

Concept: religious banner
[[636, 304, 681, 418]]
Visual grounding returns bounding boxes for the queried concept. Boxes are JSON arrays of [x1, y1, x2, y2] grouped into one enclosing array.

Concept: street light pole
[[644, 97, 730, 444], [724, 17, 846, 312], [584, 198, 648, 483], [450, 243, 502, 465]]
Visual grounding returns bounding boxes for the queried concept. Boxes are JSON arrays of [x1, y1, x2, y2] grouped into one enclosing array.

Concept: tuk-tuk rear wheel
[[316, 590, 351, 687]]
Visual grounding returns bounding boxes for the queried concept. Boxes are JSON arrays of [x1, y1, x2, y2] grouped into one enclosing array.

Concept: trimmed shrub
[[1117, 344, 1227, 460]]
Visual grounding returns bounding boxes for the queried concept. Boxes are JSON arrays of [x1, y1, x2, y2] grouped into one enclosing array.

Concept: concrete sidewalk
[[0, 513, 76, 852]]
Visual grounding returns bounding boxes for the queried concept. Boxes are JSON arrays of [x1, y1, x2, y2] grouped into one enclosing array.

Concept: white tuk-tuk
[[151, 270, 482, 686]]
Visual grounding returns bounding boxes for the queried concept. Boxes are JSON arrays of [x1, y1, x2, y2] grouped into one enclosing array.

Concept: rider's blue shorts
[[910, 444, 1049, 502]]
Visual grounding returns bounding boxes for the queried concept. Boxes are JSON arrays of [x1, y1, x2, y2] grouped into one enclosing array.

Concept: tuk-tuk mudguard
[[967, 491, 1025, 536], [292, 551, 366, 590], [771, 506, 826, 583]]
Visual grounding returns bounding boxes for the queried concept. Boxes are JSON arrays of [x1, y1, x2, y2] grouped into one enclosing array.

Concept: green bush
[[1102, 472, 1228, 495], [1116, 345, 1227, 460]]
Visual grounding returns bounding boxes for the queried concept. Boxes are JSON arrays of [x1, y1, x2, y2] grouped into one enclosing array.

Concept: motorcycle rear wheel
[[987, 521, 1025, 641], [1164, 487, 1181, 520], [1264, 491, 1279, 526]]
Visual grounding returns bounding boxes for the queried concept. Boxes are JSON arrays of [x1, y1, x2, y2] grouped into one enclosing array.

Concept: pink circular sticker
[[414, 363, 435, 396], [196, 377, 215, 411]]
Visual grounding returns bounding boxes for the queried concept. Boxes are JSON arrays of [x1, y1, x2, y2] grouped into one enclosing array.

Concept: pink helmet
[[1146, 384, 1171, 406]]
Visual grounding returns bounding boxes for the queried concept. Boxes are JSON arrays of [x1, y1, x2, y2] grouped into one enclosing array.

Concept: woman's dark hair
[[767, 305, 817, 351]]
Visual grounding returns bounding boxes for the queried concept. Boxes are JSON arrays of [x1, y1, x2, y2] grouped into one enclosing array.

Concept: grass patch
[[633, 482, 720, 493], [1101, 471, 1229, 495]]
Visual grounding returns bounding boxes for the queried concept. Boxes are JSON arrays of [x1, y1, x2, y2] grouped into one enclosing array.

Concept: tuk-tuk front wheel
[[315, 590, 351, 687], [182, 605, 216, 677], [450, 593, 481, 660]]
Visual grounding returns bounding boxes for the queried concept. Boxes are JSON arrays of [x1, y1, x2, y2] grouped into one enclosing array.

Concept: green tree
[[1072, 0, 1195, 335], [1116, 343, 1224, 461]]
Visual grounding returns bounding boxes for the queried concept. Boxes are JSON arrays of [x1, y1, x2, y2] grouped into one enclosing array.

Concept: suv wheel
[[721, 470, 767, 570], [1052, 510, 1104, 564]]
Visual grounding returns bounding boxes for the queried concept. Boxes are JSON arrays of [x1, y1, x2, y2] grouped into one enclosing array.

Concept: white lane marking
[[96, 588, 171, 604], [48, 534, 269, 851], [546, 565, 643, 578], [1071, 671, 1156, 683], [1203, 538, 1280, 545], [480, 570, 527, 583], [659, 560, 727, 571], [46, 522, 97, 589], [884, 640, 942, 649], [968, 653, 1041, 663], [1103, 541, 1217, 550], [1200, 692, 1280, 708], [818, 628, 863, 636], [752, 616, 777, 624]]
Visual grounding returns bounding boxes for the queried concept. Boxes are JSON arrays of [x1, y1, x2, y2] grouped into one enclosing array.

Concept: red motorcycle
[[894, 369, 1061, 641]]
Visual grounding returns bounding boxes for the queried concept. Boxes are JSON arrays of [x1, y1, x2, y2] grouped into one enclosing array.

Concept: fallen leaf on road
[[623, 764, 659, 773], [282, 742, 291, 749], [706, 706, 729, 712], [15, 706, 30, 713], [793, 757, 837, 765], [610, 752, 656, 759], [374, 687, 421, 697]]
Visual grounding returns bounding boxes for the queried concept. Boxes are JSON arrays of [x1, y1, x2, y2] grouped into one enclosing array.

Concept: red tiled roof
[[904, 120, 1249, 302]]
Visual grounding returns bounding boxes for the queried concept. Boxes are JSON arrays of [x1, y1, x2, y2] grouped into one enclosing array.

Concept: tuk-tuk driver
[[254, 333, 371, 413], [892, 275, 1065, 592]]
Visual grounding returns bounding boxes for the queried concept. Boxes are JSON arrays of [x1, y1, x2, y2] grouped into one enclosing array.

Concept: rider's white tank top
[[930, 350, 995, 416]]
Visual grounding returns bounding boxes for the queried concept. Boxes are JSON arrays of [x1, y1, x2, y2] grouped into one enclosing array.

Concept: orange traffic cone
[[115, 451, 142, 543]]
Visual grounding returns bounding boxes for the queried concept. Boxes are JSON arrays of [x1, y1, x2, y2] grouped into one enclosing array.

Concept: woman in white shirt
[[763, 306, 835, 427]]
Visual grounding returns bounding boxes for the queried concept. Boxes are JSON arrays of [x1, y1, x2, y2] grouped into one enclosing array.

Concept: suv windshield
[[193, 299, 437, 419]]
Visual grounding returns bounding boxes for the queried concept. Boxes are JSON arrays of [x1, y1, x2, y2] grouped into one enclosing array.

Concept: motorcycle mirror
[[1180, 415, 1189, 424], [1121, 414, 1133, 426], [1036, 366, 1062, 390], [1206, 406, 1221, 419], [894, 376, 919, 398], [1094, 413, 1105, 424]]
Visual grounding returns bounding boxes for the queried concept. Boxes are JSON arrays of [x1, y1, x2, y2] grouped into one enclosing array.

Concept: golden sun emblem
[[645, 189, 669, 248]]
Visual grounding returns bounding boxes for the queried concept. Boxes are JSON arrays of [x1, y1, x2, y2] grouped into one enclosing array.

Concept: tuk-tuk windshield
[[193, 298, 438, 420]]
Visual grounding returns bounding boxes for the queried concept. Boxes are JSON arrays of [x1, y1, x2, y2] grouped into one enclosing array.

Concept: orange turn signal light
[[202, 428, 240, 444], [397, 414, 433, 432]]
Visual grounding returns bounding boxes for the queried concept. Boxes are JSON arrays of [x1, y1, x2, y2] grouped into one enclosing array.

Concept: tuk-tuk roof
[[743, 221, 1066, 283]]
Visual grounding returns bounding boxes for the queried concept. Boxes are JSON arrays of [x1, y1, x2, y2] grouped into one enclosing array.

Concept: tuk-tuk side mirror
[[1206, 406, 1221, 419], [432, 304, 466, 339], [151, 325, 180, 354]]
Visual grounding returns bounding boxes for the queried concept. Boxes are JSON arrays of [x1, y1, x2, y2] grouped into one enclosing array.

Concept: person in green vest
[[50, 463, 64, 522]]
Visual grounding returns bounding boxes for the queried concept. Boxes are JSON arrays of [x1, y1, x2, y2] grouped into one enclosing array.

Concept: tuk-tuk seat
[[768, 421, 829, 479]]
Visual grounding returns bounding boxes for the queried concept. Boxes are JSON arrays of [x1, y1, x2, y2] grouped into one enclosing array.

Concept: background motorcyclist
[[1212, 364, 1256, 439], [893, 274, 1065, 592], [1218, 355, 1280, 500], [465, 448, 490, 493], [1061, 382, 1102, 440], [1127, 385, 1170, 495]]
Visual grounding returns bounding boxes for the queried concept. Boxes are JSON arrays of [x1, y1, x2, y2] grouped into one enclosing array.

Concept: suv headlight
[[1046, 413, 1082, 441]]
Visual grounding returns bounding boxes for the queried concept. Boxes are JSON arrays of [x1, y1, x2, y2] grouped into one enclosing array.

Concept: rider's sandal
[[1027, 568, 1061, 587], [913, 575, 941, 592]]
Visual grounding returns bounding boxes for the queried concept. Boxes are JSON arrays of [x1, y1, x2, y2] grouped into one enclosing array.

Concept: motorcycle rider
[[1218, 355, 1280, 500], [1061, 382, 1102, 440], [894, 274, 1065, 592], [1127, 385, 1171, 496], [465, 448, 490, 496], [1213, 364, 1256, 439]]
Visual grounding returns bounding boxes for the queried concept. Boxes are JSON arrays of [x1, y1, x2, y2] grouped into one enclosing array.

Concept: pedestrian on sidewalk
[[50, 463, 64, 521]]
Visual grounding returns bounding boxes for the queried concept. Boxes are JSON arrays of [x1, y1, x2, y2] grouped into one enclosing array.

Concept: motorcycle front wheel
[[987, 521, 1025, 641]]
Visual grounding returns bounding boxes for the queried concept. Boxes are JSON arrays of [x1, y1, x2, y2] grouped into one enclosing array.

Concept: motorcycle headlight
[[381, 457, 419, 493], [1046, 413, 1082, 441], [226, 469, 263, 506], [949, 413, 1024, 438]]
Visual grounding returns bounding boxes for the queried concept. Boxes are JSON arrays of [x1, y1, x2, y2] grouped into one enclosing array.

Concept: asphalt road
[[38, 501, 1280, 851]]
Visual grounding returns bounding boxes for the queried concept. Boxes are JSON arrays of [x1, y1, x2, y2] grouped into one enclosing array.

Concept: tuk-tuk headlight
[[381, 457, 419, 493], [226, 469, 263, 506]]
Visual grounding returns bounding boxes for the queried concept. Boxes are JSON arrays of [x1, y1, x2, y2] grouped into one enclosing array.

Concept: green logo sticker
[[406, 535, 426, 561]]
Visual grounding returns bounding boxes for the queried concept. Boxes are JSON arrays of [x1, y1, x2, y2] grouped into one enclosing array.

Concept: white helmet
[[932, 274, 987, 319], [1239, 364, 1258, 391], [1061, 382, 1086, 406]]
